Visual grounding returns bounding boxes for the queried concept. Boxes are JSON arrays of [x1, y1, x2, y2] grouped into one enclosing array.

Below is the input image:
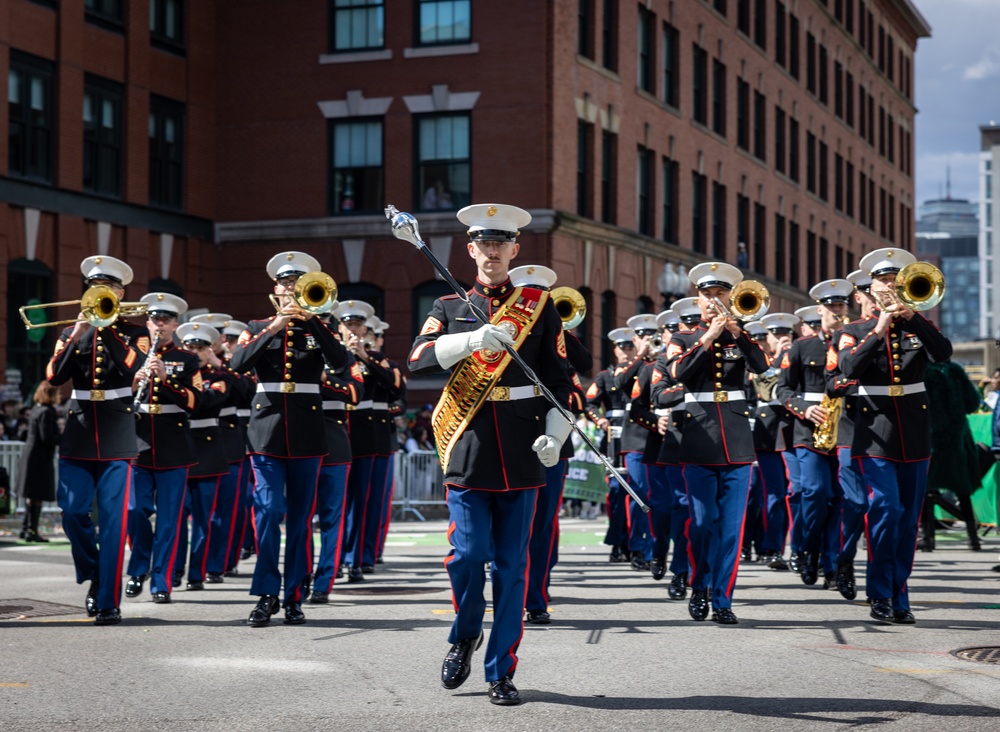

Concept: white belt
[[486, 385, 541, 402], [802, 392, 825, 402], [654, 408, 671, 416], [372, 401, 389, 410], [189, 418, 219, 429], [236, 409, 251, 418], [138, 404, 184, 415], [355, 400, 374, 410], [219, 406, 238, 416], [323, 401, 346, 411], [858, 383, 925, 398], [607, 409, 626, 418], [685, 390, 745, 404], [256, 382, 320, 395], [71, 387, 132, 402]]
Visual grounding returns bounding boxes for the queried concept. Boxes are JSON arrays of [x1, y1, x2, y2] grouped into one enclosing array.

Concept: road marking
[[0, 683, 29, 687]]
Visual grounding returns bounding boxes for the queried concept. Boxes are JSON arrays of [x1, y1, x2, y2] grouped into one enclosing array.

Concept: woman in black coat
[[17, 381, 61, 542]]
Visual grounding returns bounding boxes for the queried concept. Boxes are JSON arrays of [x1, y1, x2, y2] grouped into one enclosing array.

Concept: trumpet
[[269, 271, 338, 315], [710, 280, 770, 323], [19, 284, 148, 330], [894, 262, 945, 312], [551, 286, 586, 330]]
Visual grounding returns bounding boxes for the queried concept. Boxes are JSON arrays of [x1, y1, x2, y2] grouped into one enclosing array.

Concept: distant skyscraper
[[979, 125, 1000, 339]]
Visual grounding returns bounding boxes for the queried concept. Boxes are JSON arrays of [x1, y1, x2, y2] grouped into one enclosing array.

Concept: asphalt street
[[2, 517, 1000, 731]]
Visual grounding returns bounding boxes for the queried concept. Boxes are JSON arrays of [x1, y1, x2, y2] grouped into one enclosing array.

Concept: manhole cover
[[333, 587, 446, 596], [952, 647, 1000, 664], [0, 599, 85, 620]]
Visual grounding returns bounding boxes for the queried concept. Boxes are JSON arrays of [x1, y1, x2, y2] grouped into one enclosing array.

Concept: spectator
[[17, 382, 61, 542], [422, 179, 453, 210], [736, 241, 749, 269], [405, 426, 435, 453], [981, 368, 1000, 411]]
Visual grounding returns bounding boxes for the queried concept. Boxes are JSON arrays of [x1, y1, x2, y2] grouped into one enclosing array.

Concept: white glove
[[433, 325, 514, 370], [532, 408, 574, 468]]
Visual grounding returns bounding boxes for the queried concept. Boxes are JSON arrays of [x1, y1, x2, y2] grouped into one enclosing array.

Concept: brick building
[[0, 0, 931, 404]]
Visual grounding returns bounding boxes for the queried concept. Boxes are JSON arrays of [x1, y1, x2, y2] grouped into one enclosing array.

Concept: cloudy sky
[[914, 0, 1000, 206]]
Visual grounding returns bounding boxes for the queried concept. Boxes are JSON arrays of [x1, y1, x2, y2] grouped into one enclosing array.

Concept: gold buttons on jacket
[[97, 345, 104, 352], [96, 357, 104, 364], [285, 362, 293, 368], [286, 351, 293, 357], [284, 373, 292, 380], [492, 299, 500, 306], [893, 377, 901, 383], [95, 367, 102, 374], [154, 377, 161, 383]]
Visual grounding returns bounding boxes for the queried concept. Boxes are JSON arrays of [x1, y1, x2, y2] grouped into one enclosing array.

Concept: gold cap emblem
[[487, 206, 497, 217], [527, 267, 535, 275], [193, 324, 200, 330], [710, 263, 718, 271], [95, 257, 102, 264], [157, 293, 165, 301], [887, 250, 894, 258]]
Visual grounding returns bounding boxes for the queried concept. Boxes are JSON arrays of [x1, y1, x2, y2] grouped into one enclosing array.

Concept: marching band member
[[584, 327, 636, 562], [777, 280, 854, 588], [230, 251, 349, 627], [408, 203, 572, 705], [372, 319, 406, 565], [664, 262, 769, 624], [836, 248, 952, 623], [125, 293, 199, 604], [47, 255, 149, 625], [741, 320, 770, 563]]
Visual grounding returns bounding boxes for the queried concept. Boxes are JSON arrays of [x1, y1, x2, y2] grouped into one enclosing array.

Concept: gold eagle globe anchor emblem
[[480, 320, 519, 363]]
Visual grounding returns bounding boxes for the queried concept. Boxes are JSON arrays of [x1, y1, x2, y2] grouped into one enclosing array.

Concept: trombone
[[710, 280, 770, 322], [19, 284, 148, 330], [551, 286, 586, 330], [269, 271, 338, 315], [894, 262, 945, 311]]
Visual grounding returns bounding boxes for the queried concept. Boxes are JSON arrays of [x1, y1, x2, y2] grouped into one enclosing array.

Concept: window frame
[[414, 0, 471, 48], [414, 112, 471, 213], [85, 0, 124, 32], [83, 75, 125, 198], [329, 0, 385, 53], [150, 0, 186, 52], [148, 94, 185, 210], [328, 116, 385, 216], [7, 51, 55, 184]]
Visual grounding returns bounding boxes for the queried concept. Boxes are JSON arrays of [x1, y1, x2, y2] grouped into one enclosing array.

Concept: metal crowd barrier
[[390, 450, 446, 521]]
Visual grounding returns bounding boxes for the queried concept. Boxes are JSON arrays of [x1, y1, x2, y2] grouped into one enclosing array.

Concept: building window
[[835, 244, 844, 278], [879, 186, 887, 239], [789, 12, 800, 80], [714, 0, 728, 15], [819, 236, 829, 280], [338, 282, 385, 322], [859, 0, 866, 47], [417, 0, 470, 46], [753, 202, 766, 273], [858, 87, 866, 140], [83, 77, 123, 197], [601, 129, 617, 224], [845, 72, 854, 127], [834, 61, 843, 118], [712, 59, 726, 137], [806, 131, 817, 195], [859, 170, 868, 228], [846, 160, 855, 218], [887, 115, 894, 163], [602, 0, 618, 72], [637, 145, 654, 236], [775, 1, 786, 68], [753, 90, 766, 161], [412, 280, 457, 341], [878, 105, 886, 157], [691, 172, 707, 254], [806, 230, 816, 284], [579, 0, 595, 58], [788, 220, 799, 287], [737, 193, 750, 260], [818, 44, 828, 105], [7, 259, 53, 390], [888, 192, 895, 242], [662, 157, 678, 243], [818, 140, 828, 201], [834, 153, 843, 212], [329, 118, 383, 215], [85, 0, 123, 28], [806, 32, 816, 95], [692, 44, 708, 125], [774, 105, 786, 174], [638, 6, 655, 94], [577, 120, 593, 217], [775, 213, 786, 281], [737, 77, 750, 151], [712, 181, 726, 259], [416, 114, 470, 212], [737, 0, 750, 35], [149, 96, 184, 209], [845, 0, 854, 32], [878, 24, 885, 72], [150, 0, 184, 47], [330, 0, 384, 52], [753, 0, 766, 49], [788, 115, 799, 183], [8, 52, 53, 183], [663, 21, 679, 108], [600, 290, 617, 367]]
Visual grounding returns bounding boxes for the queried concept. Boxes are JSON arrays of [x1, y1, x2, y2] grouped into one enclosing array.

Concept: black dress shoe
[[488, 676, 522, 706], [18, 528, 27, 540], [125, 574, 147, 598], [768, 554, 789, 571], [26, 530, 49, 543], [800, 553, 819, 586], [822, 572, 837, 590], [526, 610, 551, 625], [172, 574, 183, 588], [151, 592, 171, 604], [688, 589, 709, 621], [336, 565, 344, 578], [186, 581, 205, 591], [283, 602, 306, 625], [301, 573, 313, 603], [629, 552, 649, 571], [94, 607, 122, 625], [836, 562, 857, 600], [711, 608, 739, 625], [224, 569, 239, 578], [870, 598, 894, 622], [240, 547, 253, 560], [205, 572, 224, 584], [361, 564, 375, 574], [309, 591, 329, 604], [788, 551, 804, 573], [892, 609, 916, 625], [247, 595, 281, 627], [347, 567, 365, 583], [668, 572, 688, 601], [85, 581, 100, 617], [375, 556, 384, 564], [609, 548, 624, 563], [992, 564, 1000, 573], [740, 546, 752, 561], [649, 557, 667, 581], [441, 632, 484, 689]]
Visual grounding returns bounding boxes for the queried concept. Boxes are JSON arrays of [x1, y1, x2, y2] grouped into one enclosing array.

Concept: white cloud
[[963, 48, 1000, 80]]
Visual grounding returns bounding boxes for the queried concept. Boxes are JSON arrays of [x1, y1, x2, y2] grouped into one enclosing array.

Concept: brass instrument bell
[[270, 271, 338, 314], [551, 286, 587, 330], [18, 284, 148, 330]]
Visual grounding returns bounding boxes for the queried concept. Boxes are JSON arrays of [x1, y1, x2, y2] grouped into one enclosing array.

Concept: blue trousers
[[624, 452, 651, 558], [250, 455, 321, 603], [187, 475, 220, 583], [796, 447, 842, 574], [312, 463, 350, 594], [525, 459, 568, 613], [664, 465, 689, 575], [646, 463, 671, 561], [342, 455, 374, 569], [207, 462, 242, 575], [227, 456, 252, 570], [744, 466, 764, 556], [175, 497, 189, 578], [756, 451, 789, 555], [362, 455, 390, 566], [682, 463, 752, 610], [239, 456, 256, 554], [836, 447, 868, 567], [784, 450, 803, 554], [127, 466, 188, 595], [445, 486, 537, 682], [603, 474, 628, 550], [858, 457, 929, 611], [378, 457, 395, 559], [58, 458, 132, 611]]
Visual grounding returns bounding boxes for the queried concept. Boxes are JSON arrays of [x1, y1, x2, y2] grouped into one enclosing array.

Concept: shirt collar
[[473, 277, 512, 298]]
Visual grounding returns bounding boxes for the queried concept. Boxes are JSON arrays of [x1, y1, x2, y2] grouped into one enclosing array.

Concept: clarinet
[[133, 331, 162, 414]]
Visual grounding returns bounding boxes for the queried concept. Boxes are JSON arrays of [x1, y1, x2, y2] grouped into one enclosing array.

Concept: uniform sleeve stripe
[[410, 341, 434, 363]]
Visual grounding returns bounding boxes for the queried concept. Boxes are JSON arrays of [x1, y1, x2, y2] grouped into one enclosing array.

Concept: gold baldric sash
[[432, 286, 549, 472]]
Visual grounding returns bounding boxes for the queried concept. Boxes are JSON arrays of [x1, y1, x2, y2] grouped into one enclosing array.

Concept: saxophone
[[812, 394, 843, 451]]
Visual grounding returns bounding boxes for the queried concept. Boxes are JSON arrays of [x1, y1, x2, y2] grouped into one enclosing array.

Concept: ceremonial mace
[[385, 204, 648, 512]]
